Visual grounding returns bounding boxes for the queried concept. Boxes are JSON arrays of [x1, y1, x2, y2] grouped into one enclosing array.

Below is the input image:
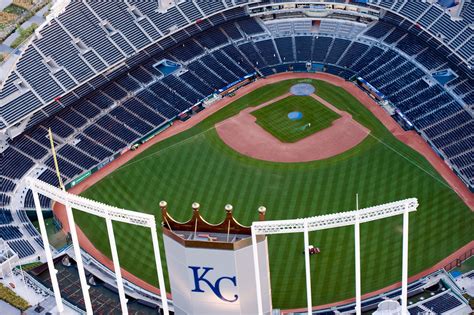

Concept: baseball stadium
[[0, 1, 473, 314]]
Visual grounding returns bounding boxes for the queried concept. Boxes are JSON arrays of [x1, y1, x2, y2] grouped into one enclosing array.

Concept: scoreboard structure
[[161, 201, 272, 315]]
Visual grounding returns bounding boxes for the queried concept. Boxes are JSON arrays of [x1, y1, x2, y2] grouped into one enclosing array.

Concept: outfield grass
[[32, 217, 67, 249], [252, 95, 340, 142], [74, 79, 473, 309]]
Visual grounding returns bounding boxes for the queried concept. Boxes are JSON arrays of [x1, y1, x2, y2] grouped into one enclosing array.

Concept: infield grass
[[252, 95, 340, 142], [73, 79, 473, 309]]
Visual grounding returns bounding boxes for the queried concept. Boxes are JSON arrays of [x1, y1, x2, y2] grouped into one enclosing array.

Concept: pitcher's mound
[[288, 111, 303, 121]]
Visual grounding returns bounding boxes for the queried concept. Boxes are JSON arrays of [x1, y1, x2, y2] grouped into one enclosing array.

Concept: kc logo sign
[[189, 266, 238, 303]]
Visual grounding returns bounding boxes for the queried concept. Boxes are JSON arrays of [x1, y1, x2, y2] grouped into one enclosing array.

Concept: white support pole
[[32, 189, 64, 313], [150, 224, 169, 315], [17, 263, 28, 305], [65, 203, 93, 314], [19, 264, 27, 287], [105, 217, 128, 315], [251, 226, 264, 315], [7, 258, 17, 290], [354, 194, 362, 315], [401, 204, 409, 313], [303, 220, 312, 315]]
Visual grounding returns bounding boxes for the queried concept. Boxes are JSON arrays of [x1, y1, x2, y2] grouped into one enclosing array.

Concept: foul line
[[112, 125, 216, 175], [109, 108, 453, 194], [365, 129, 453, 191], [328, 108, 455, 192]]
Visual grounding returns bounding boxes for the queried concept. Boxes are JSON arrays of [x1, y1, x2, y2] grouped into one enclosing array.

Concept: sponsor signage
[[96, 156, 114, 171], [163, 234, 272, 315], [189, 266, 238, 303], [68, 170, 91, 188]]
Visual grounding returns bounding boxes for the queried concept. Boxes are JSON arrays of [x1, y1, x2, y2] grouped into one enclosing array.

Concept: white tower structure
[[26, 176, 418, 315], [0, 240, 19, 278], [161, 202, 272, 315]]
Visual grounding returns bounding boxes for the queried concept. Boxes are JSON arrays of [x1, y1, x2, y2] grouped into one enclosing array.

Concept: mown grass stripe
[[75, 79, 472, 308]]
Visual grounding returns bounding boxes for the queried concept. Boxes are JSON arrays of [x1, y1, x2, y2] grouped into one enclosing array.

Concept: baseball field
[[251, 95, 340, 142], [72, 77, 473, 309]]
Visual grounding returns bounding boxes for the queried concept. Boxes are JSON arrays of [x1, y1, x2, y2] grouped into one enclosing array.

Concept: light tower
[[161, 201, 272, 315]]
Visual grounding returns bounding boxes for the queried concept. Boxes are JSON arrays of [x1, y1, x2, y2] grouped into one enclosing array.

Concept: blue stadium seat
[[0, 225, 23, 240], [422, 293, 462, 313], [7, 239, 35, 258], [0, 209, 14, 225]]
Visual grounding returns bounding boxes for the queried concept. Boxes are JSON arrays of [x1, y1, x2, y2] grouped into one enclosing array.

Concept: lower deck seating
[[0, 194, 11, 207], [44, 156, 82, 179], [96, 116, 140, 144], [11, 136, 48, 160], [212, 50, 248, 79], [178, 71, 214, 97], [102, 83, 128, 101], [116, 75, 141, 92], [162, 75, 203, 104], [109, 106, 154, 136], [58, 144, 98, 170], [24, 223, 39, 236], [34, 237, 44, 248], [0, 209, 13, 225], [221, 45, 255, 73], [18, 211, 30, 223], [0, 178, 16, 193], [238, 42, 267, 69], [24, 190, 52, 208], [136, 90, 179, 119], [37, 169, 65, 188], [130, 67, 154, 84], [1, 148, 35, 179], [187, 60, 227, 91], [57, 109, 87, 128], [73, 100, 101, 118], [2, 18, 473, 238], [0, 225, 23, 240], [122, 98, 166, 127], [149, 81, 192, 112], [295, 36, 312, 62], [275, 37, 295, 62], [75, 135, 113, 161], [422, 292, 462, 313], [83, 125, 127, 153], [200, 55, 239, 84], [41, 118, 75, 139], [8, 240, 35, 258]]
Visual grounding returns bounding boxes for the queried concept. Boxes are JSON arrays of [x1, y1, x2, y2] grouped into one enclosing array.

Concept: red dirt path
[[52, 72, 473, 308], [216, 92, 370, 162], [283, 240, 474, 314]]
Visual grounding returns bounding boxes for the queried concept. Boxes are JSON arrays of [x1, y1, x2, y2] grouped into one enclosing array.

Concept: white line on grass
[[366, 131, 454, 191], [109, 103, 455, 194], [111, 126, 217, 175]]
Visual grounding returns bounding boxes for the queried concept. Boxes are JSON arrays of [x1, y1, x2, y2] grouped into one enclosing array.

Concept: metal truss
[[25, 177, 169, 315], [251, 198, 419, 315], [26, 177, 155, 227], [252, 198, 418, 235]]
